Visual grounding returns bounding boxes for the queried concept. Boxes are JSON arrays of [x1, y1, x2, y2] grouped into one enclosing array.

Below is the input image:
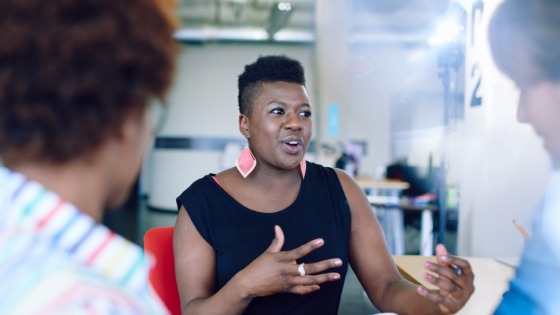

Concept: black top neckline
[[204, 172, 306, 217]]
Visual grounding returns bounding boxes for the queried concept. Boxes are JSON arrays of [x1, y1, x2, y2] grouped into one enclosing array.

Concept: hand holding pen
[[417, 244, 475, 314]]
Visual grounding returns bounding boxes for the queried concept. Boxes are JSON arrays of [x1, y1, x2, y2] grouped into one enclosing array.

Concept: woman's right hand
[[233, 225, 343, 298]]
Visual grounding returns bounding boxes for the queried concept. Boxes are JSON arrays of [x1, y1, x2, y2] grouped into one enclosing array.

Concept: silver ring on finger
[[454, 266, 463, 276], [298, 263, 306, 277]]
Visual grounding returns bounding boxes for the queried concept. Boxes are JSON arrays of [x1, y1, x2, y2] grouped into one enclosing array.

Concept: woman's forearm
[[182, 276, 252, 315], [378, 278, 443, 315]]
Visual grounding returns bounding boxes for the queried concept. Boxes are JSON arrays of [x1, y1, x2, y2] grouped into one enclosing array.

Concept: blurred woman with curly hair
[[0, 0, 177, 313]]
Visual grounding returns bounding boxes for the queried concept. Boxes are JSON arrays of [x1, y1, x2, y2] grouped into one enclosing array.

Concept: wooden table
[[355, 178, 410, 188], [393, 255, 515, 315]]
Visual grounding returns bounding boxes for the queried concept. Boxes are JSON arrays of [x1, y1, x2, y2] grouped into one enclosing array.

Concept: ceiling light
[[264, 2, 293, 39]]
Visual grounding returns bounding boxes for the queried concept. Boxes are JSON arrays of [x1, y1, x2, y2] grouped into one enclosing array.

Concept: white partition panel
[[148, 150, 221, 211]]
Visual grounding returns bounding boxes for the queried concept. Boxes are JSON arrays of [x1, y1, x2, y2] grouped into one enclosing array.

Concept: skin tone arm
[[335, 169, 474, 315], [173, 206, 343, 315]]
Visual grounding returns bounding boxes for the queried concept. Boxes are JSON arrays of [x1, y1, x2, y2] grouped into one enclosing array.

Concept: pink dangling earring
[[236, 145, 256, 178], [300, 157, 306, 179]]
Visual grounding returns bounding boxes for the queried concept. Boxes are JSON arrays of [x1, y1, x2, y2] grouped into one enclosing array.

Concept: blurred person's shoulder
[[0, 166, 168, 314], [0, 235, 167, 314], [0, 221, 168, 315]]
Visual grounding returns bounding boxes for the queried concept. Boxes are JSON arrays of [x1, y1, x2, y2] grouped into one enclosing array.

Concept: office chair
[[143, 226, 181, 315]]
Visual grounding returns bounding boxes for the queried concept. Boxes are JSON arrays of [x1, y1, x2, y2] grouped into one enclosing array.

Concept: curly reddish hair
[[0, 0, 177, 164]]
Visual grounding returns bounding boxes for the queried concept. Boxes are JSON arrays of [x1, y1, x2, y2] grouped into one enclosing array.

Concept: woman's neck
[[219, 166, 303, 213]]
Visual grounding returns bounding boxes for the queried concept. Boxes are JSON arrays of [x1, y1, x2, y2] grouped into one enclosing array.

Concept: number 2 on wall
[[470, 63, 482, 107], [469, 0, 484, 107]]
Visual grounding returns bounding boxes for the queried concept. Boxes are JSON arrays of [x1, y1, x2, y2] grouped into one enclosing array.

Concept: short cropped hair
[[0, 0, 177, 164], [489, 0, 560, 84], [237, 55, 306, 116]]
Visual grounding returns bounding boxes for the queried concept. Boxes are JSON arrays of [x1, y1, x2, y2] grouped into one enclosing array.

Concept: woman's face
[[516, 80, 560, 168], [106, 108, 152, 209], [240, 81, 312, 172]]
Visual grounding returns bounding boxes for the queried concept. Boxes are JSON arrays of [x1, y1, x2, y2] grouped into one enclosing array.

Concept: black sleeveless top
[[176, 162, 351, 315]]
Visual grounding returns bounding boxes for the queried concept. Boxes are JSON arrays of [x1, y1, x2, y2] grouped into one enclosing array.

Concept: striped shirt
[[0, 166, 169, 314]]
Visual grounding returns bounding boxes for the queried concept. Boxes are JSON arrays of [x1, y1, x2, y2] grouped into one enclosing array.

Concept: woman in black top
[[174, 55, 474, 314]]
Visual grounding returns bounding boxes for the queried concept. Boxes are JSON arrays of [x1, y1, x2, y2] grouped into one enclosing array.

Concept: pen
[[513, 219, 529, 240]]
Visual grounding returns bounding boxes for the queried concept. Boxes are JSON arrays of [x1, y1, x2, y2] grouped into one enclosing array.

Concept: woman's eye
[[271, 108, 284, 115], [299, 110, 312, 118]]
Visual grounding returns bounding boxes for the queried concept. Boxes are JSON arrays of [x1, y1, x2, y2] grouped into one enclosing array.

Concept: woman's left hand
[[416, 244, 475, 314]]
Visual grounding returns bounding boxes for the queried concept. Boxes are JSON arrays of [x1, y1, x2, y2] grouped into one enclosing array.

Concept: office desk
[[356, 178, 439, 255], [394, 255, 515, 315], [367, 196, 438, 255], [355, 178, 410, 199], [356, 178, 412, 255]]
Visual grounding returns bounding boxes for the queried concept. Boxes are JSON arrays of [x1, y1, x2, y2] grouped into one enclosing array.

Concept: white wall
[[314, 0, 446, 177], [347, 46, 447, 174], [161, 44, 317, 137]]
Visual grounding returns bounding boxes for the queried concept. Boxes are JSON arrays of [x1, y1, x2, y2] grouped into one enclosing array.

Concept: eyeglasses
[[148, 98, 169, 135]]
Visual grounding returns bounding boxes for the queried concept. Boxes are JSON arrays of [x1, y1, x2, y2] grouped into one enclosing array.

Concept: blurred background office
[[97, 0, 550, 312]]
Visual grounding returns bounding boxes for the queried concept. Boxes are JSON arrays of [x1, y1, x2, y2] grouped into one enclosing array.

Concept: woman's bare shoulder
[[216, 167, 243, 183], [332, 168, 358, 191]]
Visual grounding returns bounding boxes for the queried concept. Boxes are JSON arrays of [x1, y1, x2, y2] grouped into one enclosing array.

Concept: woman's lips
[[280, 136, 304, 154], [282, 141, 302, 154]]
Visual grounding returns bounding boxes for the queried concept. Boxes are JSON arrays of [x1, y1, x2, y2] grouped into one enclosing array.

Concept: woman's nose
[[284, 113, 302, 130]]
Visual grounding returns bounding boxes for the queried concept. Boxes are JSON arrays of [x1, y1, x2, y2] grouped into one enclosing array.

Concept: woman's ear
[[239, 114, 250, 138], [116, 110, 147, 142]]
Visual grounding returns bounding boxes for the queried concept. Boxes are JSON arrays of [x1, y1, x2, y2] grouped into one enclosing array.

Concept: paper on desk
[[494, 256, 520, 268]]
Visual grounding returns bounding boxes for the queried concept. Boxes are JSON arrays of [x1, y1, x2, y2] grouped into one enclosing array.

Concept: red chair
[[143, 226, 181, 315]]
